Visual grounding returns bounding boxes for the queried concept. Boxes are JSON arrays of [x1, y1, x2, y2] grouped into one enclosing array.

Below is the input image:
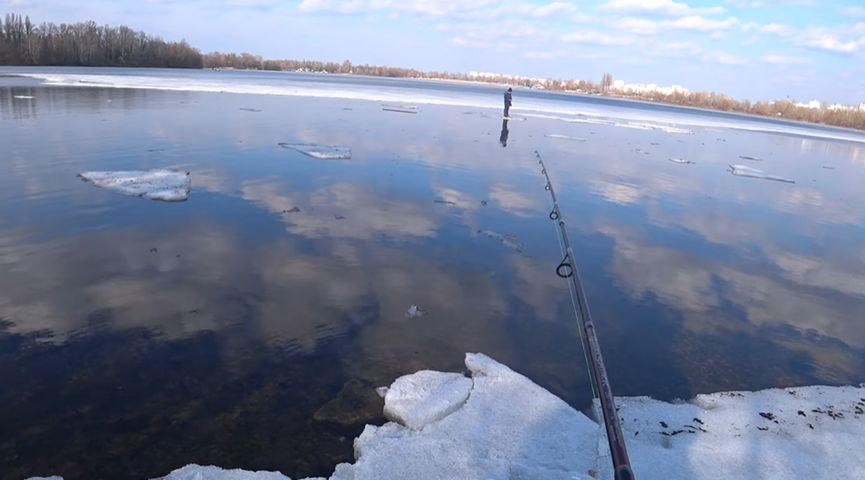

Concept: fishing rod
[[535, 150, 634, 480]]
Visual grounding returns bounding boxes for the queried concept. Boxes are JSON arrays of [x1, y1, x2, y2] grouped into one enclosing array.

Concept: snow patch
[[545, 134, 587, 142], [78, 169, 191, 201], [278, 143, 352, 160]]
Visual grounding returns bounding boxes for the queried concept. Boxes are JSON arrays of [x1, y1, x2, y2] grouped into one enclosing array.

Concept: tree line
[[0, 13, 201, 68], [4, 12, 864, 130]]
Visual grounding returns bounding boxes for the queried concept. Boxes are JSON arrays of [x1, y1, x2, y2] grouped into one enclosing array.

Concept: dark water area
[[2, 69, 865, 480]]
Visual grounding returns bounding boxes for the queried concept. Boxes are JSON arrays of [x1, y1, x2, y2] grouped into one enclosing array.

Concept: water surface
[[2, 68, 865, 480]]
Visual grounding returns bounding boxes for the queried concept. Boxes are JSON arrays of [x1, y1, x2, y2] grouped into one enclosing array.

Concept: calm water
[[2, 68, 865, 480]]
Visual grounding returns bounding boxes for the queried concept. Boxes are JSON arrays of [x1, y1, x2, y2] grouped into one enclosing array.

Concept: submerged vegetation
[[3, 12, 865, 131]]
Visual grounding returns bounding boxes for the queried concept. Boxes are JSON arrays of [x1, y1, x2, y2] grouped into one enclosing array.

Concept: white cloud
[[760, 23, 793, 36], [704, 51, 742, 64], [802, 33, 863, 53], [615, 17, 660, 35], [762, 54, 808, 65], [450, 36, 488, 48], [523, 50, 563, 60], [532, 2, 577, 18], [298, 0, 365, 14], [843, 6, 865, 17], [668, 16, 738, 32], [599, 0, 725, 17], [561, 31, 633, 46], [653, 41, 702, 56]]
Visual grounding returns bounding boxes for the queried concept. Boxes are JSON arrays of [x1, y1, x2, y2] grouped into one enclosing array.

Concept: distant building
[[611, 79, 689, 96], [794, 100, 821, 109]]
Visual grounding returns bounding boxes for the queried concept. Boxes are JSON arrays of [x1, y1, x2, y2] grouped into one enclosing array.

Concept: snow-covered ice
[[729, 164, 795, 183], [603, 384, 865, 480], [545, 134, 587, 142], [278, 143, 352, 160], [382, 370, 472, 430], [27, 354, 865, 480], [15, 70, 865, 143], [161, 465, 294, 480], [78, 169, 191, 201]]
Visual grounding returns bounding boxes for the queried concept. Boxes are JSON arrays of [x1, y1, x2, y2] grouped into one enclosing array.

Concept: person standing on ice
[[504, 87, 513, 118]]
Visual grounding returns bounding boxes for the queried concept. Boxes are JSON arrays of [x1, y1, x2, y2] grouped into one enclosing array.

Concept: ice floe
[[477, 229, 524, 253], [545, 134, 587, 142], [278, 143, 352, 160], [382, 370, 472, 430], [161, 465, 291, 480], [78, 169, 191, 201], [34, 353, 865, 480], [668, 158, 695, 164], [382, 104, 418, 114], [405, 305, 424, 318], [738, 155, 761, 161], [13, 94, 34, 99], [729, 164, 795, 184]]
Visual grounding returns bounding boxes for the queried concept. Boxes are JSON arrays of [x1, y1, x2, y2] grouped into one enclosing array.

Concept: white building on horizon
[[794, 99, 822, 109], [611, 79, 689, 96]]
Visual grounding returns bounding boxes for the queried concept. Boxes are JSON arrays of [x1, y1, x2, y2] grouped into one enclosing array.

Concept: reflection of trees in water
[[1, 85, 192, 120]]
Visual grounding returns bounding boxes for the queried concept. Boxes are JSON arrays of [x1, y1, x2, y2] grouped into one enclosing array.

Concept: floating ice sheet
[[545, 134, 587, 142], [669, 158, 695, 164], [13, 94, 34, 99], [278, 143, 352, 160], [78, 169, 191, 201], [382, 104, 418, 114], [729, 164, 795, 183], [477, 229, 524, 253], [383, 370, 472, 430]]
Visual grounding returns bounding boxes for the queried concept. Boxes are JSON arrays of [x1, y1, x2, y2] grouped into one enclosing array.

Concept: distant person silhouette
[[504, 87, 513, 118], [499, 119, 509, 147]]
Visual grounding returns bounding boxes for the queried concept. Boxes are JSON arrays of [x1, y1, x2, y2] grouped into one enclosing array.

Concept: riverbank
[[33, 353, 865, 480]]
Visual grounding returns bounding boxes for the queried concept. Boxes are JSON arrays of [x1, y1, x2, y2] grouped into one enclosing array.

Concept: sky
[[3, 0, 865, 104]]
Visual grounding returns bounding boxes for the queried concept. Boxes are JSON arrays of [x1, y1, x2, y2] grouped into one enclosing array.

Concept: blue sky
[[4, 0, 865, 103]]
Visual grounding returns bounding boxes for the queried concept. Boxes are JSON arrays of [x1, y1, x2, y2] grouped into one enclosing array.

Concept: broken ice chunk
[[278, 142, 352, 160], [78, 169, 191, 201], [669, 158, 695, 164], [13, 95, 34, 99], [405, 305, 424, 318], [383, 370, 473, 430], [729, 164, 794, 184], [478, 229, 524, 253], [739, 155, 761, 161], [545, 134, 587, 142]]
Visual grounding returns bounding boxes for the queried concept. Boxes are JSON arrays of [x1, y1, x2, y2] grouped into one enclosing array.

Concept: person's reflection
[[499, 119, 510, 147]]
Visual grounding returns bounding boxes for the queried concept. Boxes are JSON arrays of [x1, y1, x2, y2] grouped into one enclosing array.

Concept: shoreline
[[30, 353, 865, 480]]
